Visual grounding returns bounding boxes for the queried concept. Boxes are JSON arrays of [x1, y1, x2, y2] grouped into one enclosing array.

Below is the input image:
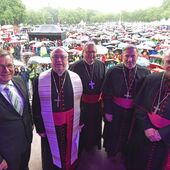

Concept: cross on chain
[[153, 105, 161, 114], [54, 95, 62, 108], [124, 91, 132, 99], [89, 80, 95, 89]]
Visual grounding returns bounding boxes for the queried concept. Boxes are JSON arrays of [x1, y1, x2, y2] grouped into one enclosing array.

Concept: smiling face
[[0, 51, 14, 84], [50, 47, 68, 75], [122, 46, 138, 69], [83, 42, 97, 65]]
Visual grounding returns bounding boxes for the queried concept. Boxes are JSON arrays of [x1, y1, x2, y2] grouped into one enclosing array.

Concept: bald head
[[50, 47, 69, 75], [51, 47, 68, 59]]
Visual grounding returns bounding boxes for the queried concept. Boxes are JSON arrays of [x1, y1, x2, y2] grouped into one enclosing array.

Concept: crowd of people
[[0, 30, 170, 170]]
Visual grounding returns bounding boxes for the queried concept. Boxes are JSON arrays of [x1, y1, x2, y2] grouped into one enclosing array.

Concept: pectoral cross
[[153, 105, 160, 114], [124, 91, 131, 99], [54, 95, 61, 108], [89, 80, 95, 89]]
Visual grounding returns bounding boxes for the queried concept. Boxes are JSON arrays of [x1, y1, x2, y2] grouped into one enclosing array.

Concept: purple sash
[[148, 112, 170, 128], [113, 96, 134, 109]]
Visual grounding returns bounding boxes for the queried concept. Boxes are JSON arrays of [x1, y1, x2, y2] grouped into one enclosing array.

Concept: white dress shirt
[[0, 80, 24, 110]]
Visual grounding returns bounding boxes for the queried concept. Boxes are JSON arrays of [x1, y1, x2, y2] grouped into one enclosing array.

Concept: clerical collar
[[83, 59, 94, 65], [123, 64, 136, 71], [52, 69, 66, 77]]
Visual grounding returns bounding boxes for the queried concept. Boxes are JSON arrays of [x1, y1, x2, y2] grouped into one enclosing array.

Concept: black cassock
[[102, 64, 150, 156], [70, 59, 105, 151], [126, 72, 170, 170], [32, 70, 76, 170]]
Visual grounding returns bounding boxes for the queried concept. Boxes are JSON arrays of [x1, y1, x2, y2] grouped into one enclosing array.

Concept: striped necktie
[[4, 84, 23, 116]]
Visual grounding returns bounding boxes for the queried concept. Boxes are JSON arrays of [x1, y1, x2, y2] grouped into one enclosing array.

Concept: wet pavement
[[29, 130, 126, 170]]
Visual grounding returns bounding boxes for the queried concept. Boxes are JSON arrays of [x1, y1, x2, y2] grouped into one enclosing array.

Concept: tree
[[162, 0, 170, 9], [0, 0, 26, 25]]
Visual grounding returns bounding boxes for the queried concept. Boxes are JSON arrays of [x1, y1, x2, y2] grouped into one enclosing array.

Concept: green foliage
[[24, 0, 170, 25], [0, 0, 26, 25], [162, 0, 170, 9], [0, 0, 170, 25]]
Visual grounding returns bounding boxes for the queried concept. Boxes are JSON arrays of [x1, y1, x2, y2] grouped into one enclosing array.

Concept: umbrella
[[13, 59, 25, 66], [118, 43, 129, 49], [27, 56, 42, 64], [40, 57, 51, 64], [96, 45, 108, 55], [49, 46, 57, 51], [106, 45, 115, 49], [144, 41, 156, 47], [149, 63, 164, 70], [119, 37, 133, 42], [137, 37, 149, 42], [67, 49, 82, 55], [137, 57, 150, 67], [149, 54, 163, 59], [19, 40, 27, 43], [136, 44, 153, 50], [33, 42, 43, 47], [22, 51, 35, 56], [111, 40, 120, 44], [0, 39, 4, 43], [102, 43, 110, 46], [113, 48, 123, 54], [9, 40, 19, 44], [29, 40, 36, 44]]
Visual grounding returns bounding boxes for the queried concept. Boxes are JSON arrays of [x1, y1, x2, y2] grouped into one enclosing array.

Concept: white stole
[[38, 69, 82, 167]]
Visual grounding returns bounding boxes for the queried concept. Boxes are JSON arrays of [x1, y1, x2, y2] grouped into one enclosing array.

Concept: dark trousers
[[6, 143, 31, 170], [41, 138, 77, 170], [19, 144, 31, 170]]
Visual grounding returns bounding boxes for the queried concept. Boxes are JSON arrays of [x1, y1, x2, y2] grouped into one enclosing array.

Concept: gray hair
[[123, 44, 138, 53], [83, 41, 97, 53]]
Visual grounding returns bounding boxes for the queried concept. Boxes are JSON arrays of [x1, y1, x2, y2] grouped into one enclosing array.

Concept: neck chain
[[83, 61, 95, 89], [122, 65, 137, 99], [153, 72, 170, 114], [52, 71, 67, 108]]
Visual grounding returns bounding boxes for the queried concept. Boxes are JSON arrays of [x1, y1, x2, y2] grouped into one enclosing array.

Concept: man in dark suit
[[0, 50, 33, 170]]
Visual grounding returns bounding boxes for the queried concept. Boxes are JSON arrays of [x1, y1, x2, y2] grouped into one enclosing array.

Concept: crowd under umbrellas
[[0, 22, 170, 77]]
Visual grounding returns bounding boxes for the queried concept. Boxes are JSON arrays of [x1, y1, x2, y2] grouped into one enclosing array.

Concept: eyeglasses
[[0, 64, 14, 71], [51, 55, 68, 60], [85, 51, 97, 54]]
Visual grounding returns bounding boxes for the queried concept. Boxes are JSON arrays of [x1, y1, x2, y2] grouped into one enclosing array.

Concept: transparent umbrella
[[96, 45, 108, 55], [27, 56, 42, 64]]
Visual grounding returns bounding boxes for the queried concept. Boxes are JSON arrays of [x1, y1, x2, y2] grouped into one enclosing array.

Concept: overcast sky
[[22, 0, 163, 13]]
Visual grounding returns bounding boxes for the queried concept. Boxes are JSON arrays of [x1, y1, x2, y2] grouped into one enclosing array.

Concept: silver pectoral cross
[[54, 95, 61, 108], [153, 105, 160, 114], [89, 80, 95, 89], [124, 91, 131, 99]]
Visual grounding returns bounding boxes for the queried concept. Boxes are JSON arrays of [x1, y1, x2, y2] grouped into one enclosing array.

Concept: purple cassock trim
[[113, 96, 134, 109], [148, 112, 170, 128]]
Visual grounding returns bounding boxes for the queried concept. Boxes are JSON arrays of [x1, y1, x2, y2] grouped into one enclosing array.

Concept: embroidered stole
[[38, 69, 82, 168]]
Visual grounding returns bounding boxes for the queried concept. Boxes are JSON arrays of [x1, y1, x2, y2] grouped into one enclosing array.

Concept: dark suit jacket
[[0, 76, 33, 167]]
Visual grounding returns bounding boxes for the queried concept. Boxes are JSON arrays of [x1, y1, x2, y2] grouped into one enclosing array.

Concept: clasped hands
[[0, 160, 8, 170], [105, 113, 113, 122], [144, 128, 162, 142]]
